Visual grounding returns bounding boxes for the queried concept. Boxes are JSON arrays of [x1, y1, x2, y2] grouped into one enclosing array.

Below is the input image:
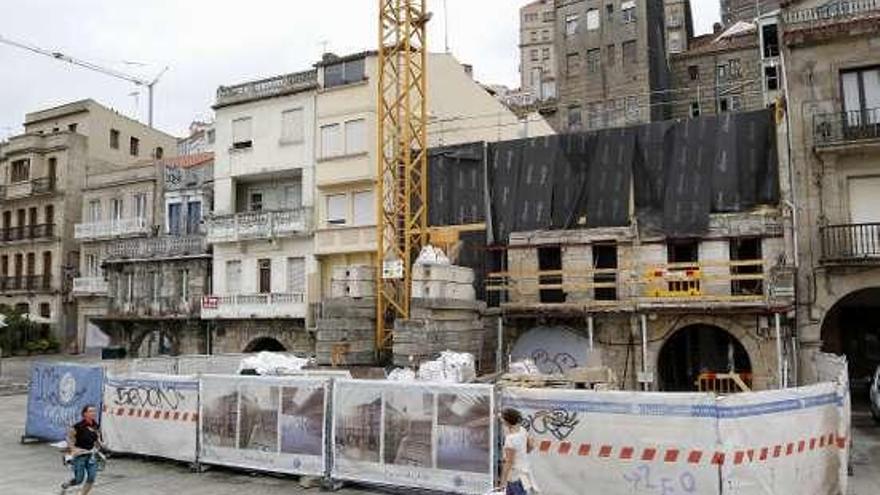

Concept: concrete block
[[331, 280, 375, 298], [411, 298, 485, 311], [316, 317, 375, 330], [412, 264, 475, 284], [412, 280, 475, 300]]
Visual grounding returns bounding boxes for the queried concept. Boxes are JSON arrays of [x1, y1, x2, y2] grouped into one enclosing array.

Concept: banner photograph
[[332, 380, 494, 495], [25, 363, 104, 442], [199, 375, 329, 476], [102, 374, 200, 462]]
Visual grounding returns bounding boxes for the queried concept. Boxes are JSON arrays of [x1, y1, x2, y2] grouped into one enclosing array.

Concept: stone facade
[[721, 0, 779, 26], [520, 0, 558, 102], [552, 0, 669, 132], [780, 1, 880, 385]]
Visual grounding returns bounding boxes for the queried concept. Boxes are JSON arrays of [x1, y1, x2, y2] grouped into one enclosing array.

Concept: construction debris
[[315, 296, 377, 366]]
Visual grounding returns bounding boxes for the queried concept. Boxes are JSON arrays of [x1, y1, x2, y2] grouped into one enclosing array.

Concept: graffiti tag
[[622, 464, 696, 495], [112, 384, 185, 410], [522, 409, 580, 440], [531, 349, 579, 374]]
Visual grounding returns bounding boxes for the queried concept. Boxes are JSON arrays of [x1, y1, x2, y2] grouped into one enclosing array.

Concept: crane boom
[[0, 33, 166, 126]]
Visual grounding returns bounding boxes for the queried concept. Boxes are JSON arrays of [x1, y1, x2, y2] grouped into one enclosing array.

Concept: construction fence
[[23, 355, 850, 495]]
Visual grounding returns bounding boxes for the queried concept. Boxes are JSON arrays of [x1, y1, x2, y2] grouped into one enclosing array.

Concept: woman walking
[[61, 405, 103, 494], [498, 408, 535, 495]]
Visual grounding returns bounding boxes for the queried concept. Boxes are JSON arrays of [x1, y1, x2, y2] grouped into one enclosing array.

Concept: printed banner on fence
[[503, 388, 722, 495], [177, 354, 245, 376], [102, 373, 200, 462], [25, 363, 104, 442], [199, 375, 329, 476], [718, 382, 849, 495], [332, 380, 494, 495]]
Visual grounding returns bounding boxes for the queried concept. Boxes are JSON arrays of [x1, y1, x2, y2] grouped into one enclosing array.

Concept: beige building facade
[[0, 100, 176, 350], [519, 0, 558, 102]]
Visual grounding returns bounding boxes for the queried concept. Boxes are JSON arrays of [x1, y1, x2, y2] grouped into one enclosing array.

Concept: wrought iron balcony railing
[[0, 223, 55, 242], [784, 0, 880, 26], [814, 108, 880, 146], [0, 275, 52, 292], [104, 235, 208, 261], [206, 208, 312, 243], [821, 223, 880, 262]]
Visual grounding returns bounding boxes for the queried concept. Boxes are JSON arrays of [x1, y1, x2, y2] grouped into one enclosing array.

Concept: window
[[323, 57, 366, 88], [86, 254, 99, 277], [151, 271, 160, 303], [249, 192, 263, 212], [537, 246, 564, 303], [586, 9, 600, 30], [45, 205, 54, 225], [668, 32, 682, 53], [129, 137, 140, 157], [542, 10, 554, 22], [126, 273, 134, 302], [10, 159, 29, 183], [728, 59, 741, 78], [566, 52, 580, 76], [225, 260, 241, 295], [567, 105, 582, 129], [168, 202, 182, 235], [42, 251, 51, 279], [621, 0, 636, 23], [39, 303, 50, 318], [321, 123, 342, 157], [232, 117, 253, 149], [565, 13, 579, 36], [765, 66, 779, 91], [731, 95, 742, 111], [761, 23, 779, 58], [28, 207, 37, 227], [531, 31, 538, 42], [542, 48, 550, 60], [593, 244, 618, 301], [625, 96, 640, 122], [541, 29, 550, 41], [606, 44, 616, 67], [88, 200, 101, 223], [720, 98, 730, 113], [67, 123, 78, 133], [353, 190, 375, 225], [281, 108, 304, 143], [730, 238, 763, 296], [14, 253, 22, 277], [26, 252, 35, 276], [154, 147, 164, 159], [688, 65, 700, 81], [110, 129, 120, 149], [179, 269, 190, 301], [0, 255, 6, 277], [690, 101, 701, 118], [134, 193, 147, 219], [110, 198, 123, 221], [530, 49, 539, 62], [345, 119, 367, 154], [524, 12, 537, 22], [716, 64, 728, 80], [587, 103, 603, 129], [622, 40, 637, 65], [326, 194, 347, 225], [186, 201, 202, 234], [586, 49, 601, 73], [606, 3, 614, 19], [286, 257, 305, 294], [841, 67, 880, 123], [258, 259, 271, 294], [284, 184, 302, 209]]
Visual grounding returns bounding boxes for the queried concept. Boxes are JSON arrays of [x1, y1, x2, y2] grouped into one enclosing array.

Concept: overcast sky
[[0, 0, 721, 138]]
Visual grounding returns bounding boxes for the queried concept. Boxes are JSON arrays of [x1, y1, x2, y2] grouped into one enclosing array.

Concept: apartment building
[[520, 0, 558, 103], [0, 100, 176, 350], [780, 0, 880, 387], [668, 22, 766, 119], [552, 0, 670, 132], [204, 69, 317, 355], [721, 0, 779, 25], [664, 0, 694, 56], [312, 51, 554, 303]]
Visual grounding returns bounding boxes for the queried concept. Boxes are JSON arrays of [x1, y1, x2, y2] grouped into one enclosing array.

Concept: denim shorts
[[70, 454, 98, 485], [506, 480, 527, 495]]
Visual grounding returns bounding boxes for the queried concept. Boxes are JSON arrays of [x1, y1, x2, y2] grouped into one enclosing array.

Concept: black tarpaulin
[[552, 133, 593, 229], [634, 120, 675, 233], [663, 116, 716, 236], [586, 127, 634, 228], [428, 142, 485, 226]]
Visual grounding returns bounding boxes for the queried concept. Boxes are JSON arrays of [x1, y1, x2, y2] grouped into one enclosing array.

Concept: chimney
[[462, 64, 474, 79], [713, 22, 723, 34], [322, 52, 339, 64]]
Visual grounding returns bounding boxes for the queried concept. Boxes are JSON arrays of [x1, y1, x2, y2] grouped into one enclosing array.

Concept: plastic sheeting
[[102, 373, 199, 462], [502, 377, 849, 495], [199, 375, 329, 476], [25, 363, 104, 442], [332, 380, 495, 494], [428, 142, 486, 226]]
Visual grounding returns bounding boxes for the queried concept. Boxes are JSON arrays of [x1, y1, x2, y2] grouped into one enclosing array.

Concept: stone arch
[[820, 287, 880, 391], [657, 323, 752, 392], [130, 324, 180, 357], [243, 336, 287, 353]]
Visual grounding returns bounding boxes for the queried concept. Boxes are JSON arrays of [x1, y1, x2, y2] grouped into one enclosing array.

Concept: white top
[[504, 427, 533, 488]]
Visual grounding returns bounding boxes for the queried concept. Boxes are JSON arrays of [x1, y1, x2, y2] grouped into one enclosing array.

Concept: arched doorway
[[136, 330, 175, 357], [821, 287, 880, 398], [244, 337, 287, 353], [658, 324, 751, 391]]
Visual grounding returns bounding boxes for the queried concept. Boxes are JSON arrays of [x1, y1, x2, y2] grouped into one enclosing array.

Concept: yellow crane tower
[[375, 0, 430, 355]]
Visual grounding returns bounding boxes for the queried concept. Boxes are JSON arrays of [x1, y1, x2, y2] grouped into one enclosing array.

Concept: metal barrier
[[695, 372, 753, 394]]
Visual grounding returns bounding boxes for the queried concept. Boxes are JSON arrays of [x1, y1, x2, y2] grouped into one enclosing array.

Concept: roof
[[313, 50, 377, 68], [161, 152, 214, 169], [672, 23, 759, 58]]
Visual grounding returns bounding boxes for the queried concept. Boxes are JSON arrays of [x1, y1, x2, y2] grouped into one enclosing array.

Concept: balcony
[[0, 275, 52, 293], [314, 225, 376, 255], [72, 277, 109, 296], [105, 235, 208, 262], [784, 0, 880, 27], [215, 70, 318, 108], [109, 296, 202, 319], [74, 217, 150, 241], [206, 208, 312, 243], [0, 224, 55, 242], [821, 223, 880, 263], [814, 109, 880, 147], [201, 293, 306, 319]]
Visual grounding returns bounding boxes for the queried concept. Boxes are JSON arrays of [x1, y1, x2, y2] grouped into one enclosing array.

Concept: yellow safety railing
[[695, 372, 753, 394]]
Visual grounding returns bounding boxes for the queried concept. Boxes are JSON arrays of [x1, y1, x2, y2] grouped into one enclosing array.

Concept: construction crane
[[376, 0, 430, 355], [0, 33, 167, 127]]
